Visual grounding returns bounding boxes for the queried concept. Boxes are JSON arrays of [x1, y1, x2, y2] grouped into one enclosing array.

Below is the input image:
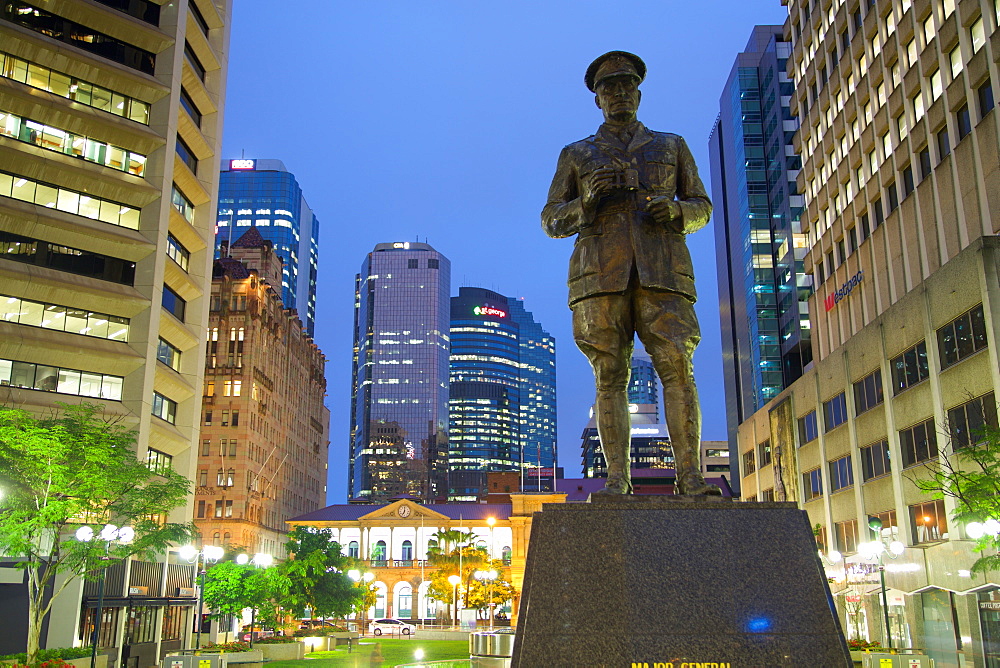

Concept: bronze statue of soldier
[[542, 51, 721, 496]]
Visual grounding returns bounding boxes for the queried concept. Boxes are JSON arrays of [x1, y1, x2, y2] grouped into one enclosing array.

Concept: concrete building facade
[[734, 1, 1000, 665], [196, 228, 329, 560], [0, 0, 231, 658]]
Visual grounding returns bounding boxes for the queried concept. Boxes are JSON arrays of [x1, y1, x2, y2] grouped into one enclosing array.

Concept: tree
[[352, 577, 378, 629], [0, 404, 193, 663], [202, 560, 288, 629], [282, 527, 361, 619], [911, 420, 1000, 574], [463, 559, 515, 619], [425, 530, 487, 617]]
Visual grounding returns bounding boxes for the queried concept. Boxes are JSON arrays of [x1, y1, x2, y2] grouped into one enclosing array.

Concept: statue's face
[[595, 75, 641, 124]]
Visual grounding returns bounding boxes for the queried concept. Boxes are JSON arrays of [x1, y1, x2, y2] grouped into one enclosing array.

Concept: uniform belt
[[598, 191, 644, 214]]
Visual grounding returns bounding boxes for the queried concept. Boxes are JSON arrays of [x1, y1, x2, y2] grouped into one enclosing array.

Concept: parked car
[[369, 618, 416, 636], [239, 625, 275, 641]]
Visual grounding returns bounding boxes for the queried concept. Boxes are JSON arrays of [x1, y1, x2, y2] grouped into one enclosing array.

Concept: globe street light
[[448, 574, 462, 630], [235, 553, 273, 648], [965, 518, 1000, 540], [179, 544, 225, 650], [77, 525, 134, 668], [857, 517, 905, 649]]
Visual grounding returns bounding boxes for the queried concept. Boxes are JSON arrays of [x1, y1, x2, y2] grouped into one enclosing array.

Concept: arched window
[[348, 540, 359, 558], [401, 540, 413, 561], [374, 586, 386, 618], [373, 540, 387, 564], [223, 532, 231, 545], [212, 532, 220, 546], [501, 546, 512, 565]]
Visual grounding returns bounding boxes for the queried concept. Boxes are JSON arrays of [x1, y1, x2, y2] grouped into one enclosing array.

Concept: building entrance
[[980, 590, 1000, 668]]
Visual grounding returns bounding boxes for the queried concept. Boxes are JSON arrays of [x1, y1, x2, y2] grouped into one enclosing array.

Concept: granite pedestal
[[511, 497, 851, 667]]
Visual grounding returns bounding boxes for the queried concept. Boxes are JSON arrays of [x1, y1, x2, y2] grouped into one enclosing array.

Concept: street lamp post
[[474, 569, 498, 630], [448, 574, 461, 630], [76, 524, 135, 668], [858, 517, 905, 649], [179, 544, 225, 651], [349, 570, 375, 633], [236, 553, 273, 648]]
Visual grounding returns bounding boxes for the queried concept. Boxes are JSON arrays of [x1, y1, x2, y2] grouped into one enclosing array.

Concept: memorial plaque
[[512, 499, 851, 667]]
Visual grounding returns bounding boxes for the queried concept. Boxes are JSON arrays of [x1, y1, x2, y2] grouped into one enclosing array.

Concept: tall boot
[[593, 388, 632, 494], [672, 439, 721, 496], [661, 371, 720, 496]]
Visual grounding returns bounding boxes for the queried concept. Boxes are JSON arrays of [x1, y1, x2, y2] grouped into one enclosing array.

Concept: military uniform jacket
[[542, 123, 712, 306]]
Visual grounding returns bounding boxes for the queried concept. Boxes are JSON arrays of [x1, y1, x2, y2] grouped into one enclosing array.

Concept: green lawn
[[264, 639, 469, 668]]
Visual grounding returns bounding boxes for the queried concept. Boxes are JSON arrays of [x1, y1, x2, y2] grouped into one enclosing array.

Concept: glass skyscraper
[[448, 288, 521, 501], [350, 242, 451, 503], [709, 26, 810, 477], [580, 403, 672, 478], [627, 348, 659, 409], [507, 297, 557, 486], [216, 159, 319, 335], [448, 288, 556, 500]]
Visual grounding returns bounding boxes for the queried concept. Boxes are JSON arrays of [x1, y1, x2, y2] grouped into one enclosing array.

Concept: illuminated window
[[0, 357, 123, 400], [909, 499, 947, 543], [930, 69, 943, 101], [0, 170, 139, 228], [0, 294, 128, 341], [971, 17, 985, 54], [0, 109, 145, 175]]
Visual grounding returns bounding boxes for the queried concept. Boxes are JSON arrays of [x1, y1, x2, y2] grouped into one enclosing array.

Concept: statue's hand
[[646, 196, 683, 232], [582, 167, 618, 211]]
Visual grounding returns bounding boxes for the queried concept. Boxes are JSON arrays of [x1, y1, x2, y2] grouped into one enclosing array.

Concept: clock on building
[[397, 505, 411, 518]]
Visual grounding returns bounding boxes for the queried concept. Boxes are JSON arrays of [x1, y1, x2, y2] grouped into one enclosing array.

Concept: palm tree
[[426, 529, 488, 621]]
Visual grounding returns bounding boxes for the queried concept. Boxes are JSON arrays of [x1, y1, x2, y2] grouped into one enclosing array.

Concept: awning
[[82, 597, 197, 608]]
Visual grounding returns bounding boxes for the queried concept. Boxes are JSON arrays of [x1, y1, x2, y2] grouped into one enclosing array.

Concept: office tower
[[449, 288, 521, 501], [507, 297, 557, 488], [581, 353, 663, 478], [197, 228, 329, 559], [349, 242, 451, 503], [216, 159, 319, 336], [710, 26, 810, 474], [580, 403, 672, 478], [447, 289, 556, 500], [627, 348, 659, 409], [735, 1, 1000, 661], [0, 0, 230, 656]]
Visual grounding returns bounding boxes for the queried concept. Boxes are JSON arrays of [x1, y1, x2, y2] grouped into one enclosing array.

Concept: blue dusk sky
[[220, 2, 789, 503]]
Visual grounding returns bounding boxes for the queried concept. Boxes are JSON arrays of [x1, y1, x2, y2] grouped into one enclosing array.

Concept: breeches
[[571, 286, 701, 392]]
